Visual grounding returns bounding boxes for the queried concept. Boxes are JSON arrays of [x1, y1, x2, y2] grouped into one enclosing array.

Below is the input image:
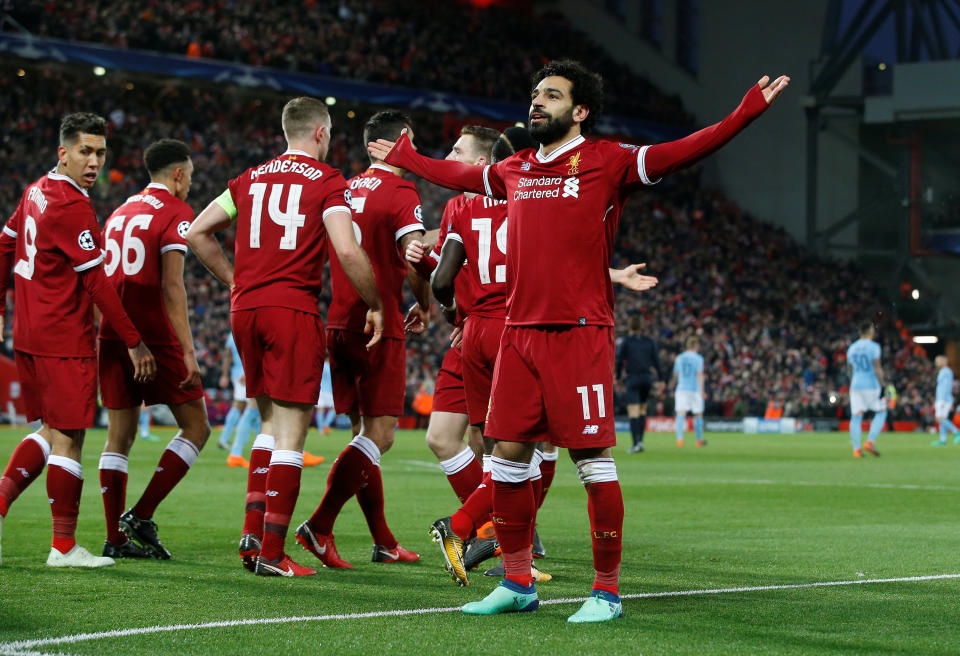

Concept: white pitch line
[[647, 476, 960, 492], [0, 573, 957, 655]]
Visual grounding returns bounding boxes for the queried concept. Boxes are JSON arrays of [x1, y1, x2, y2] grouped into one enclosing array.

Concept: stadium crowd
[[0, 62, 940, 424], [6, 0, 692, 126]]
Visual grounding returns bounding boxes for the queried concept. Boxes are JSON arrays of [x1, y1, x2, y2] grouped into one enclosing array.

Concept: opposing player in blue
[[931, 355, 958, 446], [216, 332, 260, 467], [846, 321, 885, 457], [672, 336, 705, 447]]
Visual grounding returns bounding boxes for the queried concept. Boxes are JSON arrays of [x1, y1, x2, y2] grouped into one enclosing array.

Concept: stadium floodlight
[[514, 121, 525, 128], [913, 336, 938, 344], [325, 96, 336, 106], [911, 289, 920, 300], [829, 394, 837, 404], [17, 69, 25, 77], [347, 110, 356, 118], [93, 66, 107, 76]]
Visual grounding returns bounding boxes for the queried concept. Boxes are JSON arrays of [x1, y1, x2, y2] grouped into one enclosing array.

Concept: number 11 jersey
[[99, 183, 192, 345], [227, 149, 351, 315]]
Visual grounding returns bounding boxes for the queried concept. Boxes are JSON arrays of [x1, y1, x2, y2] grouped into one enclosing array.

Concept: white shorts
[[232, 375, 248, 402], [935, 401, 953, 420], [850, 389, 885, 415], [317, 392, 334, 408], [675, 390, 704, 415]]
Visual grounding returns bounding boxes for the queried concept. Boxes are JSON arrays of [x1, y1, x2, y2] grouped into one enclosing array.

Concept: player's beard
[[528, 106, 575, 145]]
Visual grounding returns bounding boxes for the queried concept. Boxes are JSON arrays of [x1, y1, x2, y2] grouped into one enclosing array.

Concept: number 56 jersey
[[227, 149, 351, 315], [98, 183, 193, 345]]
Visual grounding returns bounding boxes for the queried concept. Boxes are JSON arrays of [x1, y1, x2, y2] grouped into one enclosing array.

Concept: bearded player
[[0, 112, 155, 568], [188, 97, 384, 577], [97, 139, 211, 560], [370, 60, 788, 621]]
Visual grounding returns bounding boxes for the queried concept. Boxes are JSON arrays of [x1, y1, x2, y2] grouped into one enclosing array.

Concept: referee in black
[[617, 315, 663, 453]]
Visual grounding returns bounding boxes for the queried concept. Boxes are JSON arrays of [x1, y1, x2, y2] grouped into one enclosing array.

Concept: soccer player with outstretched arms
[[0, 113, 156, 568], [369, 59, 788, 621], [187, 97, 384, 577], [97, 139, 211, 561]]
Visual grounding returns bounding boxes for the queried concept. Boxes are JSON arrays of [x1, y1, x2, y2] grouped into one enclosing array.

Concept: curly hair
[[531, 59, 604, 134]]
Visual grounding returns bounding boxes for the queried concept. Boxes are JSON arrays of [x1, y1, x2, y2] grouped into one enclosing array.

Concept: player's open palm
[[180, 352, 202, 390], [619, 263, 659, 292], [129, 341, 157, 383], [364, 309, 385, 350], [758, 75, 790, 104], [368, 138, 396, 162], [404, 303, 428, 334]]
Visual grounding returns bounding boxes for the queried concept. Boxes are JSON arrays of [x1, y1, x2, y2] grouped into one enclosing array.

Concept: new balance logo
[[521, 162, 531, 171], [265, 490, 279, 497], [562, 176, 580, 198], [254, 467, 269, 474], [156, 467, 164, 472], [16, 467, 29, 479], [100, 486, 108, 494], [582, 425, 599, 434]]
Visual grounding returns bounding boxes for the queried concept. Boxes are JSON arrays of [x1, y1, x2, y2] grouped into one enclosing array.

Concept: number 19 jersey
[[227, 149, 351, 314], [99, 183, 192, 345], [446, 195, 507, 320]]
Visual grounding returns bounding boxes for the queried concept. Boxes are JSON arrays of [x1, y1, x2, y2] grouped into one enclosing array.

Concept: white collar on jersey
[[368, 163, 393, 173], [535, 134, 585, 164], [146, 182, 171, 193], [47, 168, 89, 197], [283, 148, 315, 159]]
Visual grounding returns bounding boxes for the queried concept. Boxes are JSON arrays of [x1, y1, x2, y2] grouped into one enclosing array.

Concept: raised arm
[[644, 75, 789, 181], [160, 250, 201, 390], [369, 132, 493, 197]]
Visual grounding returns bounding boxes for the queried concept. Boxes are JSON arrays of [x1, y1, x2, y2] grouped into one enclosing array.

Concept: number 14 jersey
[[99, 183, 192, 345], [227, 149, 351, 315]]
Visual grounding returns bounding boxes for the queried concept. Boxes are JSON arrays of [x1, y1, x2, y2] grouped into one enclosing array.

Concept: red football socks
[[538, 458, 556, 507], [356, 463, 397, 549], [132, 437, 198, 520], [445, 457, 482, 505], [47, 458, 83, 554], [491, 478, 535, 587], [259, 452, 303, 562], [0, 434, 48, 517], [586, 480, 624, 595], [450, 471, 492, 539], [98, 453, 128, 546], [309, 444, 367, 534], [242, 437, 274, 538]]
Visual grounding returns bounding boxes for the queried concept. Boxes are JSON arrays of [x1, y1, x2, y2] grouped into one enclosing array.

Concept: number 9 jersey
[[99, 183, 193, 345], [226, 149, 351, 315]]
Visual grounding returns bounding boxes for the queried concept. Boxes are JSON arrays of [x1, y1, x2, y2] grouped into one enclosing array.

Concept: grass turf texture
[[0, 427, 958, 655]]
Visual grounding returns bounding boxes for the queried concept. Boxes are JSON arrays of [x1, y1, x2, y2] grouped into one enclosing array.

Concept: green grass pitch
[[0, 427, 958, 655]]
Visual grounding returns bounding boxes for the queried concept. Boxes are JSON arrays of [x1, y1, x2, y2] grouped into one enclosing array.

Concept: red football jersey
[[0, 171, 106, 357], [445, 195, 507, 319], [327, 165, 424, 338], [99, 183, 193, 345], [481, 136, 654, 327], [227, 149, 350, 314], [432, 194, 476, 318]]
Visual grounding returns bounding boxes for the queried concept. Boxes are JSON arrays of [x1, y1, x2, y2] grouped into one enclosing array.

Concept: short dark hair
[[144, 139, 191, 177], [363, 110, 412, 147], [686, 335, 700, 349], [491, 126, 537, 163], [459, 125, 500, 161], [859, 321, 875, 336], [282, 97, 330, 141], [59, 112, 107, 145], [628, 315, 642, 332], [532, 59, 604, 134]]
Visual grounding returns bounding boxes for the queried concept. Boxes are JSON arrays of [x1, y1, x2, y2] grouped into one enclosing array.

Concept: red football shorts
[[461, 315, 505, 425], [485, 325, 616, 449], [231, 307, 325, 405], [98, 340, 204, 409], [326, 329, 405, 417], [433, 345, 467, 415], [15, 350, 96, 430]]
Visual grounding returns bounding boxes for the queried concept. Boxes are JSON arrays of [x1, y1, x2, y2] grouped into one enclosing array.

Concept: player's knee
[[575, 457, 618, 485]]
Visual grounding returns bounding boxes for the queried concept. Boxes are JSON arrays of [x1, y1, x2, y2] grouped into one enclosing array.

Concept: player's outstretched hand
[[404, 303, 428, 334], [180, 352, 202, 390], [128, 341, 157, 383], [364, 309, 385, 350], [405, 239, 427, 264], [758, 75, 790, 105], [368, 138, 396, 162], [616, 263, 659, 292], [450, 325, 463, 349]]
